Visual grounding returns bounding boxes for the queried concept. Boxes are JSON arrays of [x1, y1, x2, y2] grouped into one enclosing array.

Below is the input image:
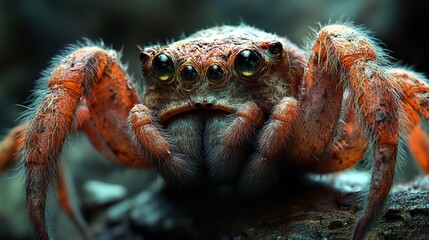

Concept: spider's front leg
[[297, 25, 400, 240], [23, 46, 161, 240], [0, 123, 92, 239]]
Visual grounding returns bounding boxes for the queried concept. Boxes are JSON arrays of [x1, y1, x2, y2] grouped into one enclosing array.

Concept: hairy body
[[1, 23, 429, 240]]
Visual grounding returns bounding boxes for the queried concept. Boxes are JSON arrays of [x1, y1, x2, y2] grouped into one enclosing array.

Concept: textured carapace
[[140, 26, 303, 124]]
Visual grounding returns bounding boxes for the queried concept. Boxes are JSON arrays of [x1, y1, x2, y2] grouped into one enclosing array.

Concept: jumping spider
[[1, 23, 429, 240]]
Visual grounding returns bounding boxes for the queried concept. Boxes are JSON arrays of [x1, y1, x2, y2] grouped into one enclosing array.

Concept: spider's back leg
[[391, 69, 429, 173], [0, 124, 26, 173]]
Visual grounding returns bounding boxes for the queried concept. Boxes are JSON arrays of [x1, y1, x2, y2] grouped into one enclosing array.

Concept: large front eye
[[234, 49, 262, 78], [152, 53, 174, 81]]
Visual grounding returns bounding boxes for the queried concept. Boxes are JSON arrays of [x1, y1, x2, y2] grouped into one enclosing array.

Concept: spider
[[1, 23, 429, 240]]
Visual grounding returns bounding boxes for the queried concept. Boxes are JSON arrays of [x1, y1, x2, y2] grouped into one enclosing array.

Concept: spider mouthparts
[[158, 98, 235, 124]]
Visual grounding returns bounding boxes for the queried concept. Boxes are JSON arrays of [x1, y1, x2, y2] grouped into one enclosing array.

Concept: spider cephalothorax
[[1, 23, 429, 240]]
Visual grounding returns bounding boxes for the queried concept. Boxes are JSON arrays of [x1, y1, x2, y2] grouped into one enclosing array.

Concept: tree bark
[[87, 173, 429, 240]]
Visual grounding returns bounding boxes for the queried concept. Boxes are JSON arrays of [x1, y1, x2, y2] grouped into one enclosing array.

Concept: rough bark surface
[[84, 173, 429, 240], [226, 176, 429, 240]]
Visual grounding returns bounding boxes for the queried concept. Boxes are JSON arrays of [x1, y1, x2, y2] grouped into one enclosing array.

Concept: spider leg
[[302, 24, 400, 240], [0, 120, 104, 239], [390, 69, 429, 173], [287, 45, 345, 166], [23, 46, 153, 240], [0, 124, 26, 173], [305, 106, 368, 173], [407, 124, 429, 172], [205, 102, 264, 181], [240, 97, 299, 193], [1, 124, 91, 239], [129, 104, 199, 185], [304, 71, 429, 174], [56, 160, 91, 240]]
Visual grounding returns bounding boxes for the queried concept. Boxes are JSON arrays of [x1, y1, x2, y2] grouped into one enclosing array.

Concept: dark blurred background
[[0, 0, 427, 239]]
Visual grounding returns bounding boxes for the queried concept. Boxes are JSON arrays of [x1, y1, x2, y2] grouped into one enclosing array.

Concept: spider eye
[[152, 53, 174, 81], [269, 42, 283, 55], [180, 65, 198, 83], [207, 65, 224, 82], [139, 51, 150, 65], [234, 49, 262, 78]]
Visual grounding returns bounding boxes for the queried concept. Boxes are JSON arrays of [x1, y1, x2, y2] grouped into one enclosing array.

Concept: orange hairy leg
[[305, 68, 429, 174], [298, 25, 400, 240], [129, 104, 198, 185], [23, 46, 152, 240], [129, 104, 172, 160], [82, 56, 153, 168], [0, 124, 27, 173], [0, 124, 89, 239], [56, 161, 91, 240], [287, 40, 345, 166], [408, 125, 429, 172], [391, 69, 429, 173], [306, 106, 368, 173], [241, 97, 299, 192], [24, 47, 104, 240]]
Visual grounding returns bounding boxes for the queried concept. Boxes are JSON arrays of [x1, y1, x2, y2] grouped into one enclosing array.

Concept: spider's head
[[139, 25, 297, 124]]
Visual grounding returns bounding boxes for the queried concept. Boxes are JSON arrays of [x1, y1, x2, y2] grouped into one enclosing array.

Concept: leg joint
[[317, 24, 377, 69]]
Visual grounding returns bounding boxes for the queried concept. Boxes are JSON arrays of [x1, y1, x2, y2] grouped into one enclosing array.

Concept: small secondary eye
[[180, 65, 198, 83], [207, 65, 224, 81], [234, 49, 262, 78], [139, 51, 150, 65], [269, 42, 283, 55], [152, 54, 174, 81]]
